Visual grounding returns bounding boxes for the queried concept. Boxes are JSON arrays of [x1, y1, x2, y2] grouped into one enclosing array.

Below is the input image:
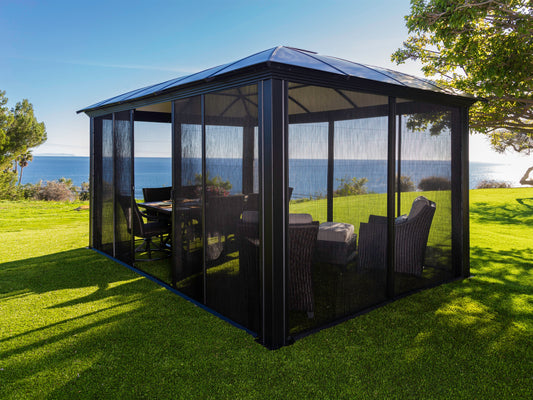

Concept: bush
[[476, 180, 511, 189], [78, 181, 90, 201], [34, 180, 76, 201], [334, 177, 368, 197], [396, 175, 416, 192], [418, 176, 451, 191], [19, 182, 40, 199], [194, 173, 232, 197]]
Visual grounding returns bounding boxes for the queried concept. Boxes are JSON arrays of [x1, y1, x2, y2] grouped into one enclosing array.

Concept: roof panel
[[79, 46, 469, 113], [271, 47, 344, 75]]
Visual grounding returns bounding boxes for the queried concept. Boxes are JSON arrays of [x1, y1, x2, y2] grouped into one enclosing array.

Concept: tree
[[334, 176, 369, 197], [16, 151, 33, 185], [392, 0, 533, 182], [0, 91, 46, 170]]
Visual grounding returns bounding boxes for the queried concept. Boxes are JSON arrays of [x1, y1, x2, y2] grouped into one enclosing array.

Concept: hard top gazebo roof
[[78, 46, 474, 115]]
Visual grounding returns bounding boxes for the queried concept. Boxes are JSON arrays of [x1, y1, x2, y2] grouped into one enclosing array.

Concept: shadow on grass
[[0, 248, 156, 312], [1, 247, 256, 399], [470, 197, 533, 225]]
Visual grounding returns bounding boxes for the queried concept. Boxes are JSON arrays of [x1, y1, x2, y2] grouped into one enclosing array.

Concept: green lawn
[[1, 189, 532, 399]]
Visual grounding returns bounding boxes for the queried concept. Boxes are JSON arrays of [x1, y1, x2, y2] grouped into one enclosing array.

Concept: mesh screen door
[[287, 83, 389, 334]]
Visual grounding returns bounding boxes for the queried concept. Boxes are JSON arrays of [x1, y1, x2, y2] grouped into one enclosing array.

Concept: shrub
[[35, 180, 76, 201], [194, 172, 232, 197], [78, 181, 90, 201], [19, 182, 40, 199], [334, 177, 368, 197], [418, 176, 451, 191], [476, 180, 511, 189], [396, 175, 416, 192]]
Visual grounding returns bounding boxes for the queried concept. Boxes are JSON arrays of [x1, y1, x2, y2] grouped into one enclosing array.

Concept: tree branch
[[519, 166, 533, 186]]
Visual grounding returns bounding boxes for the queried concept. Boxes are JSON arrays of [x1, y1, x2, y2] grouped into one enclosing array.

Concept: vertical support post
[[327, 119, 334, 222], [260, 79, 288, 349], [201, 95, 207, 304], [92, 117, 103, 250], [171, 101, 183, 286], [451, 106, 470, 278], [242, 124, 255, 194], [111, 113, 116, 258], [396, 114, 402, 217], [129, 110, 135, 265], [89, 117, 95, 248], [387, 97, 397, 298]]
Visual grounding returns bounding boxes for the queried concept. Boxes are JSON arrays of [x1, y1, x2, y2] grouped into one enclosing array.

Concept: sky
[[0, 0, 530, 171]]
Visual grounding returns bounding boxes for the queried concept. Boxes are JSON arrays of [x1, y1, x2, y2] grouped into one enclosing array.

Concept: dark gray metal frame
[[85, 62, 473, 349]]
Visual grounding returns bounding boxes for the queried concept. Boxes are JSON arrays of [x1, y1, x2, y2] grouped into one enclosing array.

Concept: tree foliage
[[334, 176, 369, 197], [392, 1, 533, 155], [0, 90, 46, 170]]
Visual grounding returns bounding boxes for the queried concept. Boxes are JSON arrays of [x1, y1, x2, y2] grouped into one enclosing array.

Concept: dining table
[[139, 198, 202, 216], [138, 198, 202, 251]]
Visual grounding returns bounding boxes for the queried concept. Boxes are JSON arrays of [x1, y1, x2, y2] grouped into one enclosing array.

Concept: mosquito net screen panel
[[91, 116, 104, 250], [128, 114, 172, 282], [395, 100, 454, 295], [100, 114, 114, 256], [287, 83, 389, 334], [204, 85, 260, 333], [114, 111, 133, 264], [173, 96, 203, 303]]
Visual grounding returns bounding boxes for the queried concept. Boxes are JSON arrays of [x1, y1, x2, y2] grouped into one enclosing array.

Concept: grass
[[1, 189, 532, 399]]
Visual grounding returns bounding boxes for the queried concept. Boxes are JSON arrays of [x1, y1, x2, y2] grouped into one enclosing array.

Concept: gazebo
[[79, 46, 475, 349]]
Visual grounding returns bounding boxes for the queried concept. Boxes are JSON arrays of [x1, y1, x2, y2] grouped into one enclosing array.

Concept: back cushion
[[408, 196, 430, 219]]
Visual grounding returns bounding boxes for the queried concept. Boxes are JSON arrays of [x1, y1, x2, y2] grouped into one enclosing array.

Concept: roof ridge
[[208, 47, 279, 78], [290, 49, 349, 76]]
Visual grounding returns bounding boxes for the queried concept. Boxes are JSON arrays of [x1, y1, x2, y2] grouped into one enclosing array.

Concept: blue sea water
[[21, 156, 526, 199]]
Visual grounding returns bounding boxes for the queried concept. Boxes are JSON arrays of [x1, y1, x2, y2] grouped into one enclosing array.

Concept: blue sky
[[0, 0, 530, 169]]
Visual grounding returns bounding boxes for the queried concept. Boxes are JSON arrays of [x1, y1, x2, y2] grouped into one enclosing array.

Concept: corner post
[[260, 78, 288, 349], [452, 106, 470, 278], [387, 97, 397, 298]]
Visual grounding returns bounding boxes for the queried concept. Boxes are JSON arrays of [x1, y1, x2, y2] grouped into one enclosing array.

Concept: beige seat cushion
[[243, 212, 314, 225], [289, 213, 313, 224], [317, 222, 354, 243]]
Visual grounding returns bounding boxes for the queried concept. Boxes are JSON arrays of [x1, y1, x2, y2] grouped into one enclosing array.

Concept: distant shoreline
[[20, 156, 527, 191]]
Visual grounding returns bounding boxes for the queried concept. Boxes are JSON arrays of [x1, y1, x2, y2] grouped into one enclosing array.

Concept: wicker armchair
[[288, 220, 319, 318], [358, 196, 436, 276], [237, 213, 319, 319], [236, 220, 261, 332]]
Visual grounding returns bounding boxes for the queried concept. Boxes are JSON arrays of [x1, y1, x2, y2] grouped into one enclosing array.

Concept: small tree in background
[[334, 177, 369, 197], [16, 151, 33, 185], [0, 90, 46, 198]]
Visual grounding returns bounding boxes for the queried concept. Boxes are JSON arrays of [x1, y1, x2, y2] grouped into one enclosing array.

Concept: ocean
[[20, 156, 528, 199]]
